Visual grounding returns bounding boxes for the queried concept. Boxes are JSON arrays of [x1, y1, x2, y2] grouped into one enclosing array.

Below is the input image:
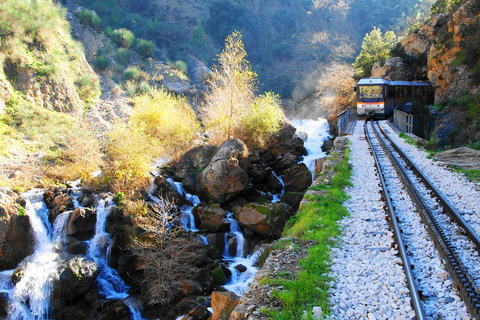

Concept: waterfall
[[87, 198, 143, 318], [222, 212, 258, 296], [290, 118, 330, 171], [8, 190, 67, 320], [271, 171, 285, 203]]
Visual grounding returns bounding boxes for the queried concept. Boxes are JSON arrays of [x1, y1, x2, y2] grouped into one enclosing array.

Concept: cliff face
[[400, 0, 480, 104]]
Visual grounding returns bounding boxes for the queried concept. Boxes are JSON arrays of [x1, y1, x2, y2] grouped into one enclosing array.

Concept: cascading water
[[222, 212, 259, 296], [87, 198, 143, 319], [0, 189, 143, 320], [290, 118, 330, 171], [7, 190, 67, 319], [271, 171, 285, 203]]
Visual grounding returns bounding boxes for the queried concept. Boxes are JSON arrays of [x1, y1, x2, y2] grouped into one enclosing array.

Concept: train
[[356, 78, 434, 118]]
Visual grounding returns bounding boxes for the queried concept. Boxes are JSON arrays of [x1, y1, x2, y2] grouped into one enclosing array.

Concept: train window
[[406, 87, 411, 97], [358, 85, 383, 99], [395, 86, 404, 98], [387, 86, 395, 98]]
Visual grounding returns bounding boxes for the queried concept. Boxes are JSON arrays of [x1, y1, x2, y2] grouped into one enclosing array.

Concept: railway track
[[365, 120, 480, 319]]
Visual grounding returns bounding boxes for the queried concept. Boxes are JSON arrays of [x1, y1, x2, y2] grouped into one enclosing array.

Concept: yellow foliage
[[104, 124, 157, 193], [130, 87, 200, 158], [240, 92, 286, 147]]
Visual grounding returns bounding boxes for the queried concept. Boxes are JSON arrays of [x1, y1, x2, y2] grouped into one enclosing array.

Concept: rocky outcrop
[[43, 188, 75, 223], [0, 206, 34, 270], [194, 204, 230, 233], [234, 202, 294, 238], [153, 174, 186, 206], [199, 139, 250, 204], [211, 291, 240, 320], [65, 208, 97, 241], [173, 145, 218, 194], [433, 147, 480, 170], [399, 0, 480, 103], [51, 255, 100, 310], [283, 163, 313, 193], [371, 57, 411, 80]]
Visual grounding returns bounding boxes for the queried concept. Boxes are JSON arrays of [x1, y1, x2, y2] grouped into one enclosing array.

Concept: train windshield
[[358, 85, 383, 99]]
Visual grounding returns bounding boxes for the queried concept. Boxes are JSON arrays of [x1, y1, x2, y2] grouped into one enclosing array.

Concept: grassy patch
[[265, 148, 352, 319], [448, 166, 480, 183]]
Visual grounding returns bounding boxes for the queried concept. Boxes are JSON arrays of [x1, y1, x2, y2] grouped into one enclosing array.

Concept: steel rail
[[378, 122, 480, 250], [371, 121, 480, 319], [364, 120, 426, 320]]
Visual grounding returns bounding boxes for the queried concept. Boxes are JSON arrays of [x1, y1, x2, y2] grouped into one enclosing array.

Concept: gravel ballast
[[329, 120, 475, 319]]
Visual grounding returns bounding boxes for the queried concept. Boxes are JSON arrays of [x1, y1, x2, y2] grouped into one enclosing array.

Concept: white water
[[271, 171, 285, 203], [290, 118, 330, 172], [7, 190, 67, 319], [0, 190, 144, 319], [222, 212, 259, 296], [87, 198, 143, 318]]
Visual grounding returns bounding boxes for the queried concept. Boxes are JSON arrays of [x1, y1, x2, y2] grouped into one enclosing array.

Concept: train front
[[356, 78, 386, 117]]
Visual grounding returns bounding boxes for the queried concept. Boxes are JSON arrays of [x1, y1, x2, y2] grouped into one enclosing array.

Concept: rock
[[180, 280, 204, 296], [174, 145, 218, 194], [248, 164, 272, 184], [271, 137, 307, 158], [153, 175, 185, 206], [194, 204, 230, 233], [433, 147, 480, 170], [182, 305, 211, 320], [44, 189, 74, 223], [0, 207, 34, 270], [187, 54, 212, 84], [211, 291, 240, 320], [0, 292, 8, 318], [272, 153, 298, 171], [206, 233, 228, 255], [77, 192, 97, 208], [281, 192, 307, 212], [266, 171, 283, 191], [235, 264, 247, 273], [371, 57, 411, 81], [283, 163, 313, 193], [231, 303, 255, 320], [65, 237, 89, 255], [66, 208, 97, 241], [234, 202, 294, 238], [95, 299, 132, 320], [199, 139, 250, 204], [209, 265, 228, 286], [51, 255, 100, 310]]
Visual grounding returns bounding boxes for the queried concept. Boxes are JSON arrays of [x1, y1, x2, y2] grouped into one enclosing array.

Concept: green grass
[[448, 166, 480, 183], [265, 148, 352, 319]]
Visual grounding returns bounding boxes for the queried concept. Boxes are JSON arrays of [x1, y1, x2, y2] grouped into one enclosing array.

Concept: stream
[[0, 118, 329, 319]]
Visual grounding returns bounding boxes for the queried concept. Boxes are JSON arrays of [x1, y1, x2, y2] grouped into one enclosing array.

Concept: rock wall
[[399, 0, 480, 103]]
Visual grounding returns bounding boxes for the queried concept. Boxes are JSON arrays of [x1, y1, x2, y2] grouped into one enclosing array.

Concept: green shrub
[[123, 66, 141, 81], [111, 28, 135, 48], [78, 9, 102, 31], [93, 54, 109, 70], [175, 60, 188, 72], [135, 38, 154, 57], [124, 80, 137, 97], [138, 81, 151, 94], [240, 92, 285, 147], [77, 74, 100, 102], [114, 48, 130, 65]]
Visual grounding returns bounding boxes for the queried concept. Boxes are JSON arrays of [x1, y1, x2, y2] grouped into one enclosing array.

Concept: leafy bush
[[130, 88, 200, 157], [77, 74, 100, 103], [110, 28, 135, 48], [114, 48, 130, 65], [240, 92, 285, 147], [123, 66, 141, 81], [135, 38, 154, 57], [93, 54, 109, 71], [103, 123, 155, 193], [78, 9, 102, 31], [124, 80, 137, 97]]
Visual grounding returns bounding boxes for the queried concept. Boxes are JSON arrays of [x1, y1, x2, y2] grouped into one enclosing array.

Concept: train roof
[[357, 78, 431, 87]]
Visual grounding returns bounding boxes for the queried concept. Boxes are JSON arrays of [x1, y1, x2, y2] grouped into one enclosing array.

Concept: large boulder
[[174, 145, 218, 194], [44, 188, 74, 223], [51, 255, 100, 310], [0, 204, 34, 270], [371, 57, 411, 81], [194, 204, 230, 233], [283, 163, 313, 193], [211, 291, 240, 320], [199, 139, 250, 204], [66, 208, 97, 241], [153, 175, 186, 206], [433, 147, 480, 170], [234, 202, 294, 238]]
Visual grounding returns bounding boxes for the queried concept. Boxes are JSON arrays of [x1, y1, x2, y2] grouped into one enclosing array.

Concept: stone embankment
[[228, 137, 349, 319]]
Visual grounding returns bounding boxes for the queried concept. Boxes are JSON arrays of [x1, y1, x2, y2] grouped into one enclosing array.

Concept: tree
[[317, 61, 356, 114], [353, 27, 397, 78], [128, 198, 205, 306], [203, 30, 257, 144]]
